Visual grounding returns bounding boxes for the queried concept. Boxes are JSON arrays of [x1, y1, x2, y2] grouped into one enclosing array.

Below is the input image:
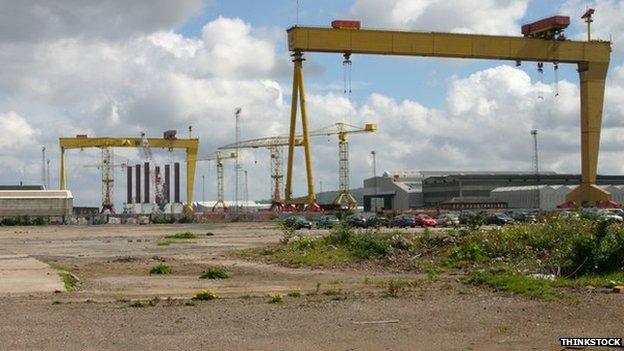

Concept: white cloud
[[349, 0, 528, 35], [0, 111, 39, 151], [561, 0, 624, 50], [0, 0, 204, 42]]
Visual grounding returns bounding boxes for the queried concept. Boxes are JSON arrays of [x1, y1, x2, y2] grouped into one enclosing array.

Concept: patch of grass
[[193, 289, 218, 301], [129, 300, 146, 308], [149, 263, 173, 275], [268, 293, 284, 304], [165, 232, 197, 239], [322, 289, 342, 296], [51, 300, 62, 305], [467, 272, 563, 300], [238, 224, 416, 268], [60, 272, 78, 291], [200, 267, 229, 280], [157, 240, 171, 246], [287, 291, 301, 298]]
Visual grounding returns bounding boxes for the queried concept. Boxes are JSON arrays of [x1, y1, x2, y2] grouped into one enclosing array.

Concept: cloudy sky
[[1, 0, 624, 207]]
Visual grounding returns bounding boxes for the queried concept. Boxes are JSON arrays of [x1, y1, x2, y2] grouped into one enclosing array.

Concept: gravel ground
[[0, 223, 622, 350]]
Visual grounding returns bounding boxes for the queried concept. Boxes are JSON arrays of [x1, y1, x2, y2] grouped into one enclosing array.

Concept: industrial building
[[363, 172, 624, 211], [492, 185, 624, 210], [0, 189, 73, 217], [363, 171, 457, 211]]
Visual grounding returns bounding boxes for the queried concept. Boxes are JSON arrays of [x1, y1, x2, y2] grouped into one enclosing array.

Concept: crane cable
[[343, 53, 352, 124], [537, 62, 544, 100], [553, 62, 559, 97]]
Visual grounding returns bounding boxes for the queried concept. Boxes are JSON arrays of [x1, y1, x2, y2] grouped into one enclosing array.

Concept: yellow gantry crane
[[196, 151, 237, 212], [219, 122, 376, 210], [59, 135, 199, 213], [285, 18, 612, 207]]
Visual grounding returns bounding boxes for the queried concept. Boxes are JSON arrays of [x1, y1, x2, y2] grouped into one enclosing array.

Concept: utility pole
[[41, 146, 46, 189], [234, 107, 242, 211], [202, 175, 205, 202], [46, 159, 51, 189], [371, 150, 378, 211], [531, 130, 540, 210], [244, 170, 249, 210]]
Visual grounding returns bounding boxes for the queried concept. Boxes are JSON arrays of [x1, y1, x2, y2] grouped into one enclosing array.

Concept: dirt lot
[[0, 223, 622, 351]]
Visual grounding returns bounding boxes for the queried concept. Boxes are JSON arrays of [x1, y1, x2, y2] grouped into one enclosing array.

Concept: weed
[[129, 300, 146, 308], [200, 267, 229, 280], [193, 289, 218, 301], [268, 293, 284, 304], [166, 232, 196, 239], [467, 272, 563, 300], [156, 240, 171, 246], [287, 291, 301, 298], [322, 289, 342, 296], [60, 272, 78, 291], [51, 300, 62, 305], [149, 263, 173, 275], [185, 301, 196, 306], [387, 281, 403, 297]]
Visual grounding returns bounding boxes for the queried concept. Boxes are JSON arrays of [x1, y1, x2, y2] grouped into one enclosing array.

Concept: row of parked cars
[[281, 208, 624, 230], [282, 213, 458, 230]]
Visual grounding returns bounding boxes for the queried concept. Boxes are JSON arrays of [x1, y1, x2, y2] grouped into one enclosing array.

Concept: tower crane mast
[[196, 151, 237, 212]]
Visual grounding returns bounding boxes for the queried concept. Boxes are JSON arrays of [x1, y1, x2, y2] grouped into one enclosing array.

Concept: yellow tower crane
[[285, 19, 612, 207], [219, 122, 376, 210], [59, 135, 199, 213], [196, 151, 237, 212], [219, 136, 300, 211]]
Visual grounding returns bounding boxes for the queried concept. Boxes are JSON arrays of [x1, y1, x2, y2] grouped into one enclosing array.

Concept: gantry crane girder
[[59, 136, 199, 212], [286, 26, 611, 206]]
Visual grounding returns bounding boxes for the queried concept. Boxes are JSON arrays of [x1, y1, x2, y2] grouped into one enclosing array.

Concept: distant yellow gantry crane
[[219, 122, 376, 210], [59, 135, 199, 212], [285, 17, 612, 208]]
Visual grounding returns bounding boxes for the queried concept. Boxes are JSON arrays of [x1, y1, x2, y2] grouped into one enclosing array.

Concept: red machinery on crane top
[[522, 16, 570, 39], [331, 20, 361, 30]]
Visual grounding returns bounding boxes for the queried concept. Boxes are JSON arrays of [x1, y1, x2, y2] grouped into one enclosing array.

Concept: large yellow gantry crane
[[59, 135, 199, 212], [285, 20, 612, 208]]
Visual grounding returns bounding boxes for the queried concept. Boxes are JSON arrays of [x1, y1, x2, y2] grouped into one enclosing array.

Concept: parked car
[[345, 214, 367, 228], [436, 214, 460, 227], [415, 214, 437, 227], [484, 213, 515, 226], [390, 215, 416, 228], [366, 214, 391, 228], [316, 215, 340, 229], [513, 212, 537, 223], [459, 211, 481, 225], [558, 210, 580, 220], [597, 209, 623, 222], [283, 215, 312, 230]]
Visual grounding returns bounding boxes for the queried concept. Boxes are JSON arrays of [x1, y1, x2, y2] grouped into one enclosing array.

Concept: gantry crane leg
[[565, 61, 611, 205], [285, 51, 320, 211]]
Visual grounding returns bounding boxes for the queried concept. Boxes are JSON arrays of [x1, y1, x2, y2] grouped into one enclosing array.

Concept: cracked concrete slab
[[0, 250, 64, 294]]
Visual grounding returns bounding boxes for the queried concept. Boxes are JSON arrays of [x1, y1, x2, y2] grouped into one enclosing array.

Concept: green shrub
[[149, 264, 173, 275], [268, 293, 283, 304], [193, 289, 218, 301], [166, 232, 196, 239], [151, 215, 176, 224], [200, 267, 229, 279]]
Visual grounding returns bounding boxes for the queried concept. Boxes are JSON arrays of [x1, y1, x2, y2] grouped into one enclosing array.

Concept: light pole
[[202, 175, 205, 203], [234, 107, 242, 211], [371, 150, 378, 211]]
